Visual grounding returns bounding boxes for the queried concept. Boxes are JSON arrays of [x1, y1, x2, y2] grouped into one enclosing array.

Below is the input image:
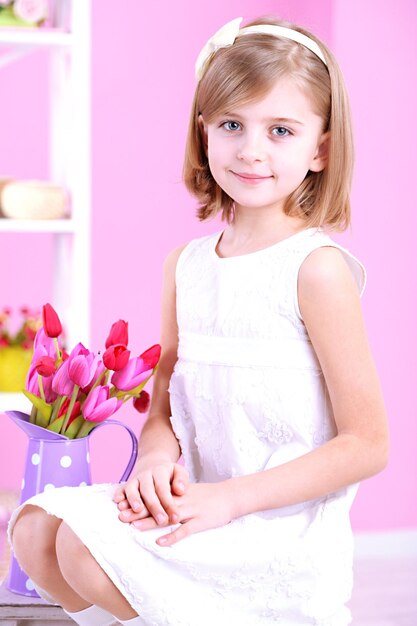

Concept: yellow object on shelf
[[0, 347, 32, 392]]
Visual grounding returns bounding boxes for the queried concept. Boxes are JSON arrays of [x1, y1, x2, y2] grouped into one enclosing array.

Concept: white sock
[[63, 604, 118, 626], [119, 617, 146, 625]]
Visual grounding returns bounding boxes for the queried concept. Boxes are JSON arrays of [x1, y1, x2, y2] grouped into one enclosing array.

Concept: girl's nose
[[237, 136, 266, 163]]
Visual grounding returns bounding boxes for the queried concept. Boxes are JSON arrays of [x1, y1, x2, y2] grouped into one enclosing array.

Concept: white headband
[[195, 17, 327, 81]]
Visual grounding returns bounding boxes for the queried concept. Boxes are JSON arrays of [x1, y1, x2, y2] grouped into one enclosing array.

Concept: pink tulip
[[81, 360, 105, 394], [26, 366, 57, 404], [103, 344, 130, 371], [42, 303, 62, 338], [69, 342, 90, 358], [111, 357, 152, 391], [133, 390, 150, 413], [33, 328, 60, 359], [35, 356, 55, 377], [68, 352, 99, 388], [82, 385, 122, 423], [140, 344, 161, 370], [52, 359, 75, 397], [58, 398, 82, 427], [105, 320, 128, 349]]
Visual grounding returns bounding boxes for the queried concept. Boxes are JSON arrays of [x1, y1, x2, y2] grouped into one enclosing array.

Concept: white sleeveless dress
[[9, 227, 366, 626]]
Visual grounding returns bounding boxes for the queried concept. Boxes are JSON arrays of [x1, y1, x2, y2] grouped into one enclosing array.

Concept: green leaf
[[47, 416, 65, 433], [64, 416, 84, 439], [76, 421, 96, 439], [23, 390, 52, 427]]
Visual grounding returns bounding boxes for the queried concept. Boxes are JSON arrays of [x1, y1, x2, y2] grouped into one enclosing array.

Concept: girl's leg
[[56, 521, 138, 621], [12, 506, 124, 625], [11, 505, 90, 611]]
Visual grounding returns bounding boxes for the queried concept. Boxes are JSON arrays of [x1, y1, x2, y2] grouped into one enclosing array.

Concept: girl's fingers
[[117, 498, 130, 511], [156, 519, 196, 547], [153, 467, 180, 523], [131, 516, 160, 532], [123, 477, 146, 513], [138, 473, 170, 526], [112, 486, 126, 503], [171, 465, 189, 496], [119, 506, 151, 524]]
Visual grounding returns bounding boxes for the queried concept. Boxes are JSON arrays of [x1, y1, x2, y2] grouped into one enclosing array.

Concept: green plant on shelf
[[0, 0, 48, 28]]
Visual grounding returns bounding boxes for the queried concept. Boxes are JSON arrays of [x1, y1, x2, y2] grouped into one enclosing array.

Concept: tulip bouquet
[[24, 303, 160, 439]]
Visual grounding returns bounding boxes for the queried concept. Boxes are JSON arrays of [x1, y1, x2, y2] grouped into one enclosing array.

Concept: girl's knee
[[56, 522, 88, 578], [12, 505, 62, 575], [13, 505, 59, 549]]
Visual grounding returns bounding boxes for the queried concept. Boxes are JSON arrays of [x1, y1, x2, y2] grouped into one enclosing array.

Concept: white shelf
[[0, 218, 75, 233], [0, 29, 73, 48], [0, 0, 92, 351], [0, 392, 30, 414]]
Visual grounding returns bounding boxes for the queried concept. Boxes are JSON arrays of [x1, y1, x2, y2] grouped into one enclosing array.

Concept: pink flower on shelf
[[82, 385, 122, 423], [133, 390, 151, 414], [13, 0, 48, 23], [111, 357, 152, 392], [105, 320, 128, 349], [42, 303, 62, 339], [140, 344, 161, 370], [103, 344, 131, 371]]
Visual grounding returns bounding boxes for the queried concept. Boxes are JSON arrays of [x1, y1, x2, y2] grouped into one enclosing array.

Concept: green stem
[[29, 404, 37, 424], [54, 337, 62, 366], [90, 369, 107, 392], [77, 420, 95, 439], [37, 374, 45, 403], [49, 395, 66, 425], [60, 385, 79, 435]]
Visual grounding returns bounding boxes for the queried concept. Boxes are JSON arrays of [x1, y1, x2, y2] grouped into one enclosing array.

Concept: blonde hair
[[183, 17, 353, 231]]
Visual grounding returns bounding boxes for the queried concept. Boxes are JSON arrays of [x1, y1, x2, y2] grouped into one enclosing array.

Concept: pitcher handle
[[89, 419, 138, 482]]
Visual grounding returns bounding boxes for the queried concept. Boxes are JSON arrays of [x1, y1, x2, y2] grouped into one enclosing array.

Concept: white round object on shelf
[[1, 180, 69, 220], [0, 177, 13, 216]]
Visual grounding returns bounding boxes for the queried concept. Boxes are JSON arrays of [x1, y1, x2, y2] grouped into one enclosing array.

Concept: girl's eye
[[272, 126, 291, 137], [222, 121, 241, 132]]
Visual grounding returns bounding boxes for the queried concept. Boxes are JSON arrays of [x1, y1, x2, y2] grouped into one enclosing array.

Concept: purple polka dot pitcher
[[5, 410, 138, 597]]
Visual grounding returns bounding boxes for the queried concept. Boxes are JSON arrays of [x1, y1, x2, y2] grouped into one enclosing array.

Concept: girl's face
[[200, 78, 328, 215]]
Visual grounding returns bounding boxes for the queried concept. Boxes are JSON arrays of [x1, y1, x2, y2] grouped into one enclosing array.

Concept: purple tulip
[[82, 385, 122, 423], [111, 357, 153, 391]]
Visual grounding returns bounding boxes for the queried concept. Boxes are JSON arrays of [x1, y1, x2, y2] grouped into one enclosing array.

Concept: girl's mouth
[[231, 171, 272, 184]]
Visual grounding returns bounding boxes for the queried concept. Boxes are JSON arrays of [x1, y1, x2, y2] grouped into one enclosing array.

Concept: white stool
[[0, 582, 71, 625]]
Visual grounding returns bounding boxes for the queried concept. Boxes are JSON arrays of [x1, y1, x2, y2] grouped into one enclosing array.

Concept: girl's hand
[[131, 481, 234, 546], [113, 462, 189, 526]]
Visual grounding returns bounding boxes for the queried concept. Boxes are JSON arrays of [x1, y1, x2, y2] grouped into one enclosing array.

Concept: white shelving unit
[[0, 0, 91, 413]]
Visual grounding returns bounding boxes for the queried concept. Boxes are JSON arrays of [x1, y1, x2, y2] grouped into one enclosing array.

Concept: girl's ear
[[198, 114, 208, 152], [309, 131, 330, 172]]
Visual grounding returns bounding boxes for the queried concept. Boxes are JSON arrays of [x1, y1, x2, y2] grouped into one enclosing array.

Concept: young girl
[[9, 16, 388, 626]]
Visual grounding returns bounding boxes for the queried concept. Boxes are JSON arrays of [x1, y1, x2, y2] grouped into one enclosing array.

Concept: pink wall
[[0, 0, 415, 533], [331, 0, 417, 531]]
